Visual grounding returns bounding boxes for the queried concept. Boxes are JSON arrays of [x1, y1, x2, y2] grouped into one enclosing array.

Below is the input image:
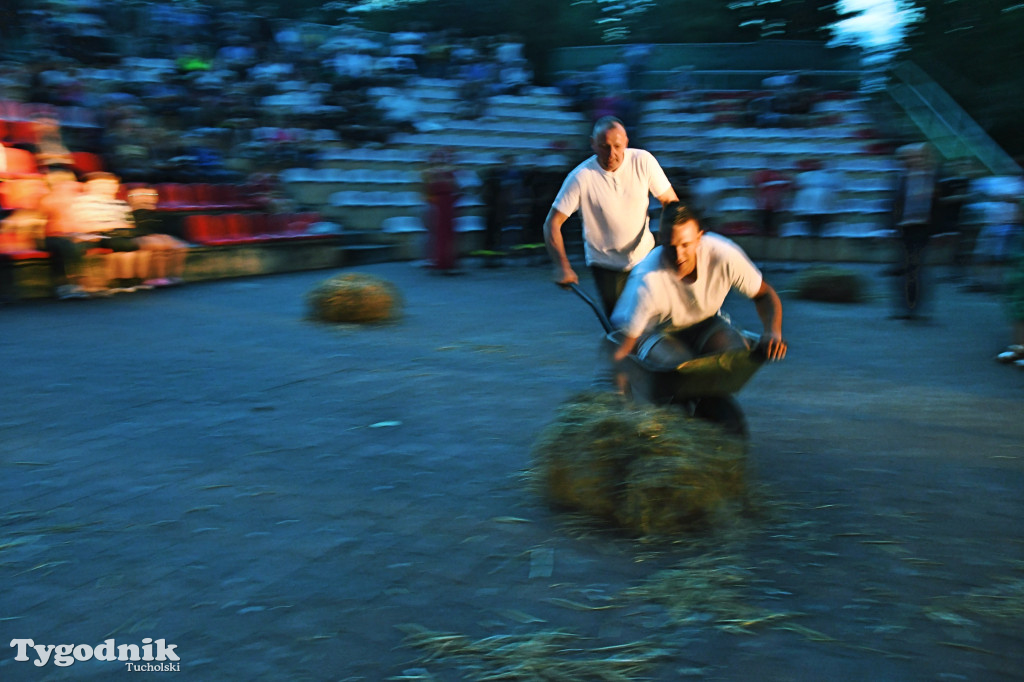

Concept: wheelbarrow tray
[[604, 331, 765, 403]]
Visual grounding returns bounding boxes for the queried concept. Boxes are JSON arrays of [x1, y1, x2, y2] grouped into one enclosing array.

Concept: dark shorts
[[96, 235, 139, 252], [665, 315, 749, 360]]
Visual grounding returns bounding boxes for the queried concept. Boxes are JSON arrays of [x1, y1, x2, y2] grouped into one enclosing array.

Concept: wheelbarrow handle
[[566, 282, 615, 334]]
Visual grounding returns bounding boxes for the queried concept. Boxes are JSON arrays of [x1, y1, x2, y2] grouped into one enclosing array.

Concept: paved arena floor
[[1, 259, 1022, 681]]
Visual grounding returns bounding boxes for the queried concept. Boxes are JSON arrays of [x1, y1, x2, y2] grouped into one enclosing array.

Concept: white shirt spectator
[[791, 167, 844, 216], [495, 41, 523, 64]]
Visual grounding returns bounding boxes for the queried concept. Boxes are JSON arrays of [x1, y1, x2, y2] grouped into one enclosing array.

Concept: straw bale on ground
[[792, 266, 867, 303], [307, 273, 401, 323], [531, 393, 747, 535]]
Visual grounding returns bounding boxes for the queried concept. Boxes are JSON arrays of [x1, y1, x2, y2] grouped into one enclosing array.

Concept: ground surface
[[0, 260, 1021, 681]]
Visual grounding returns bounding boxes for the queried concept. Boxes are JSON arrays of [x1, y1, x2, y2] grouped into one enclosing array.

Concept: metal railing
[[885, 61, 1021, 175]]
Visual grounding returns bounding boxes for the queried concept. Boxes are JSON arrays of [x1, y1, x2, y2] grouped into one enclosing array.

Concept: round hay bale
[[792, 266, 867, 303], [530, 393, 747, 535], [308, 273, 401, 323]]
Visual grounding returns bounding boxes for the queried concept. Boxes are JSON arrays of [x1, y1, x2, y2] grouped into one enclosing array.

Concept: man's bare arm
[[752, 280, 787, 361], [543, 207, 577, 286]]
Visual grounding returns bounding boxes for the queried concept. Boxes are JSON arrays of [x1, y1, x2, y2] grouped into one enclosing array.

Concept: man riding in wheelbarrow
[[610, 202, 788, 399]]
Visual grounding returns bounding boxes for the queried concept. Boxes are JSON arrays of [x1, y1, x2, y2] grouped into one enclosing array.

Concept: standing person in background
[[689, 160, 728, 234], [751, 161, 791, 240], [543, 116, 678, 316], [790, 158, 843, 262], [995, 240, 1024, 368], [888, 143, 946, 319], [422, 149, 460, 274]]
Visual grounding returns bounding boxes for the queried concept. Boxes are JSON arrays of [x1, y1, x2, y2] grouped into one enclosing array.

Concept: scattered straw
[[926, 575, 1024, 625], [395, 623, 667, 681], [622, 553, 799, 634]]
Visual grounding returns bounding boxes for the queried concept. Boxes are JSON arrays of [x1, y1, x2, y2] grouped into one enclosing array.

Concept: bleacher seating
[[637, 90, 900, 238], [183, 212, 328, 246]]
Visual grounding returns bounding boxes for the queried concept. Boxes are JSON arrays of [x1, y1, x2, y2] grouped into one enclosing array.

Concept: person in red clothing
[[751, 164, 792, 237], [423, 149, 459, 273]]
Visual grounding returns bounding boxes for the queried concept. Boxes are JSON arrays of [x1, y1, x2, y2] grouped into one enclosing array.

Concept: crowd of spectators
[[1, 0, 544, 298], [1, 0, 536, 185]]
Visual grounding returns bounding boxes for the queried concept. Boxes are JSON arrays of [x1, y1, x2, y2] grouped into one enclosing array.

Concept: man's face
[[591, 124, 628, 172], [661, 219, 703, 279]]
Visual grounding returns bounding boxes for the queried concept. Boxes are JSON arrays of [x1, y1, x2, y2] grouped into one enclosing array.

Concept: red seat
[[206, 213, 254, 245], [155, 183, 202, 211], [245, 212, 270, 240], [184, 214, 217, 244], [5, 121, 36, 146], [220, 213, 249, 243], [209, 184, 254, 210], [191, 183, 216, 207]]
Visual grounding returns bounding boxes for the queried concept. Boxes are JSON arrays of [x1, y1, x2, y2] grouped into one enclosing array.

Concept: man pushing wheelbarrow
[[565, 202, 788, 437]]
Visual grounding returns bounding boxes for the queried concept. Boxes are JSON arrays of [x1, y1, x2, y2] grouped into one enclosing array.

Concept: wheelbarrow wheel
[[692, 395, 749, 439]]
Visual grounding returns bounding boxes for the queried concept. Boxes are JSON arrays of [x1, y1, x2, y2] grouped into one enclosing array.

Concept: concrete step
[[339, 242, 399, 266]]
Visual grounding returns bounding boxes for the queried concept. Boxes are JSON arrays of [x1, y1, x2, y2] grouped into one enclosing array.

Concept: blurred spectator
[[495, 59, 532, 97], [749, 72, 817, 128], [752, 161, 791, 237], [1, 177, 49, 260], [790, 159, 844, 238], [623, 43, 652, 94], [127, 186, 187, 287], [390, 31, 425, 73], [104, 117, 157, 183], [456, 60, 492, 119], [689, 160, 729, 233], [70, 171, 144, 293], [888, 142, 944, 319], [595, 61, 628, 96], [972, 174, 1024, 291], [37, 170, 92, 299], [669, 65, 697, 114], [26, 115, 74, 172], [996, 242, 1024, 366], [494, 36, 524, 66], [422, 149, 459, 273], [480, 156, 525, 253]]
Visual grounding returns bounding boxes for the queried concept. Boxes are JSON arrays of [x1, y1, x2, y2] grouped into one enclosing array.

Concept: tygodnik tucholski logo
[[10, 638, 180, 671]]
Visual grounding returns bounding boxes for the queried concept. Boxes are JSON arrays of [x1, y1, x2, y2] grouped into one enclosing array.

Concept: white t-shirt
[[552, 148, 671, 270], [611, 233, 763, 338]]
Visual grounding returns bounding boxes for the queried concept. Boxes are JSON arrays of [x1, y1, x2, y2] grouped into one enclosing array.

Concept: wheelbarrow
[[568, 283, 765, 438]]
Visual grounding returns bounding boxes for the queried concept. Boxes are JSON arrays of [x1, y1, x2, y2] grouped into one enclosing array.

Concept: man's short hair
[[659, 201, 700, 240], [591, 115, 625, 139]]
